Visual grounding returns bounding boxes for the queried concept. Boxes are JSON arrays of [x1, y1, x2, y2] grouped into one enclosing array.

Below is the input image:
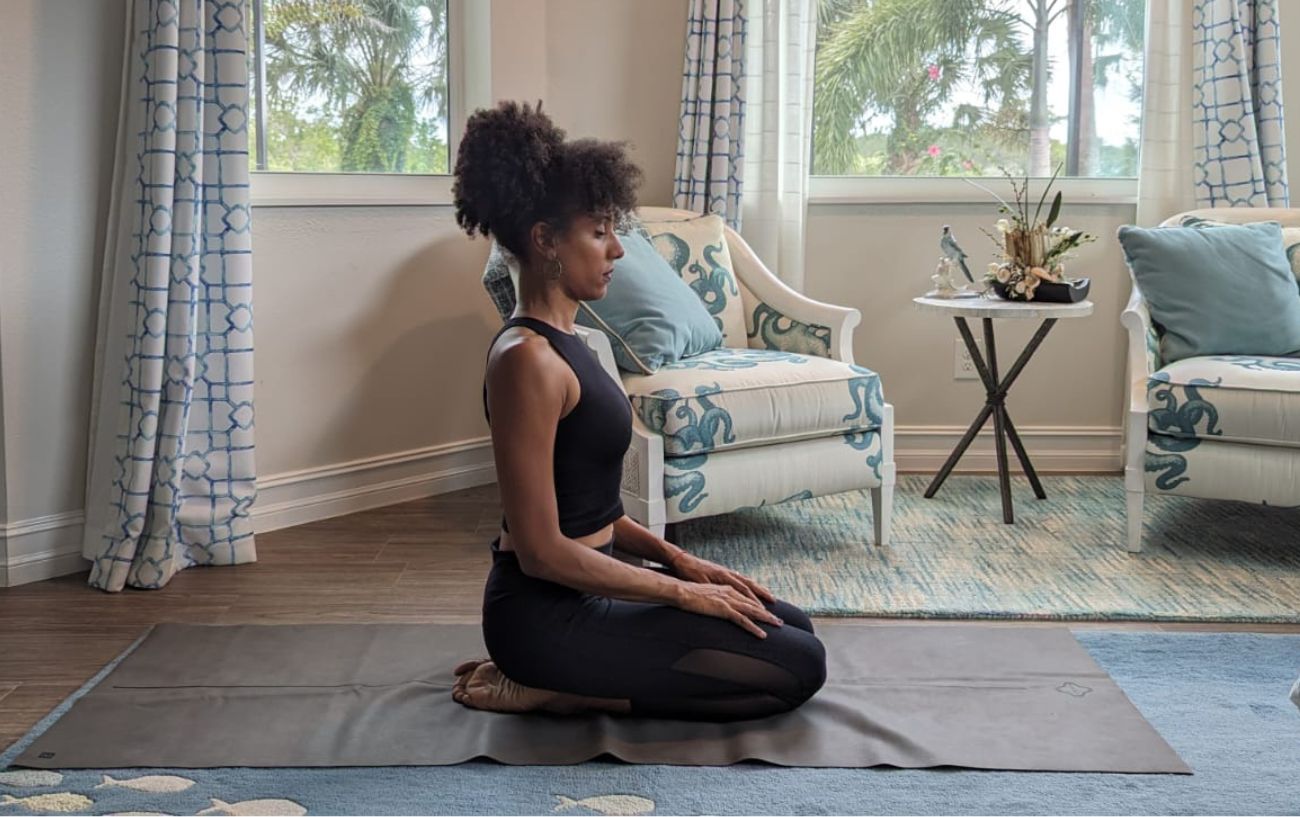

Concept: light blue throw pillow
[[1117, 222, 1300, 364], [576, 228, 724, 374]]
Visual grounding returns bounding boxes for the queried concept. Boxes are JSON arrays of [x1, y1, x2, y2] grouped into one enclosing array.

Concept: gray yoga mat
[[16, 622, 1189, 773]]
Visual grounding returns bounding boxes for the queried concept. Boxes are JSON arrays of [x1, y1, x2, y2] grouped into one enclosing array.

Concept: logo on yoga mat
[[1056, 682, 1092, 698]]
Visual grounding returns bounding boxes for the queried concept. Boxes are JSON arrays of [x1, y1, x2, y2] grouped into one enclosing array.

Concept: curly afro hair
[[452, 100, 643, 261]]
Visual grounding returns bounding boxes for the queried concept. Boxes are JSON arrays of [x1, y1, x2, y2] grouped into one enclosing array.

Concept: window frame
[[249, 0, 489, 208], [807, 175, 1136, 205]]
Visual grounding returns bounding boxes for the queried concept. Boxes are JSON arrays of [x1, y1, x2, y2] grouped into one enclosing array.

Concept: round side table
[[912, 294, 1094, 523]]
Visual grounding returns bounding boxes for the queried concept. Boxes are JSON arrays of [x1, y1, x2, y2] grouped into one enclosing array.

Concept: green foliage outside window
[[249, 0, 449, 174], [812, 0, 1144, 178]]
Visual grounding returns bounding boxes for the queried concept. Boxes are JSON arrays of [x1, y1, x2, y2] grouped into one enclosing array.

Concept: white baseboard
[[894, 425, 1122, 473], [0, 510, 88, 588], [252, 438, 497, 533]]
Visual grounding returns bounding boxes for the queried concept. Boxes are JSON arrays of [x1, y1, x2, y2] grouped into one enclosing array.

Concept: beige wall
[[0, 0, 123, 525], [805, 203, 1134, 433], [252, 208, 498, 476], [543, 0, 687, 207]]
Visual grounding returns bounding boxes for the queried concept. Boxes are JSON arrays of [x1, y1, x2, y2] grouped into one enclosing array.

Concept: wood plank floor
[[2, 481, 1297, 749]]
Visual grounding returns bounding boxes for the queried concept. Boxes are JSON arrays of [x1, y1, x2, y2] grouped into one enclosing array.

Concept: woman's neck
[[514, 271, 579, 333]]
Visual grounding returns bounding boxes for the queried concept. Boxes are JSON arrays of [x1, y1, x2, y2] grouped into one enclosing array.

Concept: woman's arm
[[611, 515, 685, 566], [612, 515, 775, 605]]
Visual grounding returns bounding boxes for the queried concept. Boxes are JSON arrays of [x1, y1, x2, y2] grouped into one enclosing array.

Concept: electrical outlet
[[954, 337, 982, 380]]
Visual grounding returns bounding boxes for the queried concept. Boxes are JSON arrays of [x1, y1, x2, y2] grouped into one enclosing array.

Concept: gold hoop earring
[[546, 255, 564, 280]]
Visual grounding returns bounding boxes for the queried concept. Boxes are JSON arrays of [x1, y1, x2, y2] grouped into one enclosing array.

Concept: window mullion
[[1065, 0, 1085, 176], [252, 0, 268, 171]]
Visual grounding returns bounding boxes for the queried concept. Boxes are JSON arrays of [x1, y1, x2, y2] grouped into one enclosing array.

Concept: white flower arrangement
[[971, 167, 1096, 301]]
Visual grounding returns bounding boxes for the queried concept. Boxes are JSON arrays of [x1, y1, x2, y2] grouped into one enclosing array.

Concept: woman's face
[[553, 213, 625, 301]]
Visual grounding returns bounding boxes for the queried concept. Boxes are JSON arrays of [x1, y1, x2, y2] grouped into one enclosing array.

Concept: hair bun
[[453, 100, 564, 242]]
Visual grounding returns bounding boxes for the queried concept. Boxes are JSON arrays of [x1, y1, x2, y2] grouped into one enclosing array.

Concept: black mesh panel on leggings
[[628, 647, 812, 720]]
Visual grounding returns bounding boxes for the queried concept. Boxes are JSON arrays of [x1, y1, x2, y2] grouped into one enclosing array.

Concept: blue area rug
[[678, 476, 1300, 622], [2, 630, 1298, 815]]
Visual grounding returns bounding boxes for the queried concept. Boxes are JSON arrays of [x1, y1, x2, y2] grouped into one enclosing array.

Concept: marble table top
[[912, 294, 1094, 320]]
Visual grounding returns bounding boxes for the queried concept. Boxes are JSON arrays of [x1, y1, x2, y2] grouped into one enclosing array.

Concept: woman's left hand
[[668, 551, 775, 606]]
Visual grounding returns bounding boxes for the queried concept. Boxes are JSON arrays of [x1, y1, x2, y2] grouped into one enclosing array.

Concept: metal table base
[[923, 316, 1057, 523]]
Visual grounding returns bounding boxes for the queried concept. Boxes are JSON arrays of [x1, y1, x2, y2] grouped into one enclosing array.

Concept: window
[[249, 0, 450, 174], [247, 0, 489, 205], [811, 0, 1144, 180]]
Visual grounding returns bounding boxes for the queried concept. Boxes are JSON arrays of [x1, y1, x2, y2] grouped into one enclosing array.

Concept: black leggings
[[481, 539, 827, 721]]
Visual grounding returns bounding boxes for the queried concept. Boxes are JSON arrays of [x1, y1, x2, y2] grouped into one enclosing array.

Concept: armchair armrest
[[1120, 283, 1160, 415], [1119, 282, 1159, 484], [573, 326, 625, 390], [724, 227, 861, 363]]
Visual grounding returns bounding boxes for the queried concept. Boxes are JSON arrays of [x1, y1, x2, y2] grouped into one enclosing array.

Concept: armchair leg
[[1125, 485, 1144, 553], [870, 482, 892, 547]]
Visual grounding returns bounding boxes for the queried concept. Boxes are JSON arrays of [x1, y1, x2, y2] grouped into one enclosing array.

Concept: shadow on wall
[[327, 229, 503, 457]]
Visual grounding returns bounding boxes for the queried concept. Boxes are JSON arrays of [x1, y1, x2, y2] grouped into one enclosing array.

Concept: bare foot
[[452, 659, 556, 713], [451, 658, 629, 715]]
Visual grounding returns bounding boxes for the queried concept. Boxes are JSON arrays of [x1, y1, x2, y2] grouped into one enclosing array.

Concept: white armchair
[[483, 206, 895, 544], [1122, 207, 1300, 552]]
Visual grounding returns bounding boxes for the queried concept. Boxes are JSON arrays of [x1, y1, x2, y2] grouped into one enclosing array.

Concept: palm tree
[[813, 0, 1030, 175], [1021, 0, 1068, 176], [261, 0, 448, 172], [1068, 0, 1143, 175]]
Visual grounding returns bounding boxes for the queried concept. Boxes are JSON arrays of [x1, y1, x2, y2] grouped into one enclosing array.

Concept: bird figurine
[[939, 225, 974, 283]]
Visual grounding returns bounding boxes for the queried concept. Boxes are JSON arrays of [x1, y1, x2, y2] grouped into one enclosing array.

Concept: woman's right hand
[[673, 581, 783, 638]]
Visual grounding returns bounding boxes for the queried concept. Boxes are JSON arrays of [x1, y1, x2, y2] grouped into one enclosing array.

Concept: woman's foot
[[451, 658, 630, 715]]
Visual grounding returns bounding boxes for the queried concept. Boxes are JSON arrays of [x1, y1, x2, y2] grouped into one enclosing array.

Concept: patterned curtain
[[1137, 0, 1288, 224], [738, 0, 816, 290], [82, 0, 257, 591], [673, 0, 748, 228], [1192, 0, 1288, 207]]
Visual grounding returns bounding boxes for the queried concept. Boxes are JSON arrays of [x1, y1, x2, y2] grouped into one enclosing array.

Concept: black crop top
[[483, 317, 632, 538]]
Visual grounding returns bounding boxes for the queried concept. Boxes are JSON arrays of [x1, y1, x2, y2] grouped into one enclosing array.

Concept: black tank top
[[483, 316, 632, 538]]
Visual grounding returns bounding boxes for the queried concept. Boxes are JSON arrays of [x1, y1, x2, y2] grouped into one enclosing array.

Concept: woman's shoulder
[[487, 327, 567, 387]]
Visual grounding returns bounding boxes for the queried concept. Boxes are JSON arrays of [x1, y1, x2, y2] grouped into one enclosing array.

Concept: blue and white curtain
[[673, 0, 748, 228], [82, 0, 257, 591], [1192, 0, 1288, 207], [1138, 0, 1288, 223]]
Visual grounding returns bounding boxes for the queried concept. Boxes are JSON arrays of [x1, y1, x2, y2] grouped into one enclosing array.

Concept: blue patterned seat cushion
[[1148, 355, 1300, 447], [623, 349, 883, 456]]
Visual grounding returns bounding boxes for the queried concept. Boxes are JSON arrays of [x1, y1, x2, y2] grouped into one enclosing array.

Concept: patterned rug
[[2, 632, 1297, 815], [678, 475, 1300, 622]]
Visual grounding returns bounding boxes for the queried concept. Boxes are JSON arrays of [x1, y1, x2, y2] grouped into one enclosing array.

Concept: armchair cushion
[[575, 228, 723, 374], [1148, 355, 1300, 447], [639, 213, 749, 348], [1117, 222, 1300, 364], [623, 348, 883, 456]]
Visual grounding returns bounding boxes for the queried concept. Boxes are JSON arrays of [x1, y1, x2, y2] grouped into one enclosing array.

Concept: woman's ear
[[529, 222, 556, 259]]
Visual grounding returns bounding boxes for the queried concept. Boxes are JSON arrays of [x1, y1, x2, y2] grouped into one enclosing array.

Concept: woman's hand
[[672, 581, 782, 638], [669, 551, 776, 606]]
